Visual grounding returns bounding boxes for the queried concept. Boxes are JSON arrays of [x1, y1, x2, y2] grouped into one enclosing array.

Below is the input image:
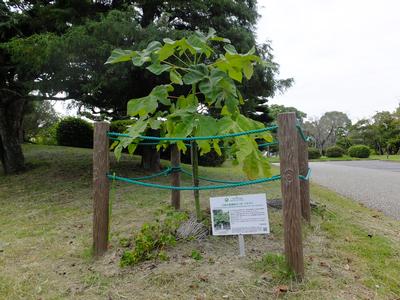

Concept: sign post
[[210, 193, 269, 256], [238, 234, 245, 257]]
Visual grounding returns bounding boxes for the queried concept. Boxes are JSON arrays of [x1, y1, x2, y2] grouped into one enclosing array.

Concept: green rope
[[169, 166, 182, 173], [108, 172, 116, 241], [107, 173, 282, 190], [110, 138, 278, 150], [180, 168, 253, 184], [299, 168, 312, 181], [109, 137, 160, 146], [112, 168, 172, 181], [106, 165, 311, 190], [296, 124, 312, 142], [107, 125, 278, 141], [258, 141, 279, 148]]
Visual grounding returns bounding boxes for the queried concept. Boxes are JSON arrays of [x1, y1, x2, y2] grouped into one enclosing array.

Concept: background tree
[[2, 0, 291, 174], [347, 107, 400, 155], [0, 0, 125, 174], [304, 111, 351, 154], [22, 101, 59, 142], [267, 104, 307, 124]]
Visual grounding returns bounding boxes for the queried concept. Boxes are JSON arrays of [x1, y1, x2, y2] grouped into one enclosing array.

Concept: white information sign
[[210, 193, 269, 236]]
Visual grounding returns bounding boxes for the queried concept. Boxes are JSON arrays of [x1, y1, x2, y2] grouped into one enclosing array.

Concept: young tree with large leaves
[[107, 30, 273, 179]]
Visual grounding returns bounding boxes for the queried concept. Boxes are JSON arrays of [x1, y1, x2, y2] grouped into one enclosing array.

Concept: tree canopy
[[303, 111, 351, 154]]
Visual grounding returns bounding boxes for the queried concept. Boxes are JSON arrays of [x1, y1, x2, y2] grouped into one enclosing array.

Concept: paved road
[[309, 161, 400, 220]]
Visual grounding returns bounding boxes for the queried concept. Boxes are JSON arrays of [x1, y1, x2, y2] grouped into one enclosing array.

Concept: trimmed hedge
[[308, 147, 321, 159], [348, 145, 370, 158], [325, 146, 345, 158], [56, 117, 93, 148]]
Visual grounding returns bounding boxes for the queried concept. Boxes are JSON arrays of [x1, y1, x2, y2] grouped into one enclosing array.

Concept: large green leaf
[[170, 69, 183, 85], [131, 54, 151, 66], [176, 94, 198, 109], [182, 64, 209, 84], [146, 63, 171, 75], [228, 67, 242, 82], [243, 61, 254, 79], [217, 117, 240, 133], [187, 34, 212, 57], [127, 96, 158, 117], [169, 117, 195, 138], [236, 115, 273, 142], [242, 150, 260, 180], [158, 43, 175, 61], [105, 49, 137, 64], [198, 68, 226, 102], [145, 41, 162, 53], [151, 85, 173, 105], [113, 119, 149, 160], [195, 115, 218, 155]]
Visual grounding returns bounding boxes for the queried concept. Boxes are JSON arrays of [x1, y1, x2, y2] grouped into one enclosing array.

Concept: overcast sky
[[256, 0, 400, 121]]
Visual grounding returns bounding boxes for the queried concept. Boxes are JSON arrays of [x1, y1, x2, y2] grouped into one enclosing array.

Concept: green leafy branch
[[106, 28, 273, 179]]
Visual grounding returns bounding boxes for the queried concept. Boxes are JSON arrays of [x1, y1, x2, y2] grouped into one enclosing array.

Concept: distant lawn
[[268, 154, 400, 163], [311, 155, 363, 162], [0, 144, 399, 299], [370, 154, 400, 162], [267, 155, 362, 163]]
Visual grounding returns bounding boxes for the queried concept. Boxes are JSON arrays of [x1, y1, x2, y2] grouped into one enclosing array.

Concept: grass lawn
[[1, 145, 400, 299], [269, 154, 400, 163], [370, 154, 400, 162], [267, 155, 362, 163]]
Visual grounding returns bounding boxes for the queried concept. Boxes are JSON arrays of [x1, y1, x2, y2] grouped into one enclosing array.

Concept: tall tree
[[268, 104, 307, 124], [0, 0, 125, 174], [304, 111, 351, 154], [2, 0, 291, 174], [23, 100, 59, 142]]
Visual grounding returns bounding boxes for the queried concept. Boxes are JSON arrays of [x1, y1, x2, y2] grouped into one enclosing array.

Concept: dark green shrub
[[325, 146, 345, 158], [35, 123, 58, 145], [308, 147, 321, 159], [181, 149, 226, 167], [348, 145, 370, 158], [56, 117, 93, 148]]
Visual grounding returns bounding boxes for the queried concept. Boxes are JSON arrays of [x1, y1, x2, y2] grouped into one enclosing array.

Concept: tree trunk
[[140, 147, 161, 172], [0, 98, 26, 175]]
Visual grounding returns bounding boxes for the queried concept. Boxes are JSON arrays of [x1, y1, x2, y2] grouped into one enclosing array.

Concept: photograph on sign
[[210, 193, 269, 236]]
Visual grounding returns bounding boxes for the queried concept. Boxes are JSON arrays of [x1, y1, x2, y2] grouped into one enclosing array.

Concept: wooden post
[[93, 122, 110, 257], [277, 112, 304, 279], [171, 144, 181, 209], [298, 136, 311, 222], [191, 141, 201, 220]]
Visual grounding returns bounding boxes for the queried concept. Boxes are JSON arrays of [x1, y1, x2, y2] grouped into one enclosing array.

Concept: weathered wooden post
[[93, 121, 110, 257], [171, 144, 181, 209], [277, 112, 304, 279], [298, 135, 311, 222], [191, 141, 201, 220]]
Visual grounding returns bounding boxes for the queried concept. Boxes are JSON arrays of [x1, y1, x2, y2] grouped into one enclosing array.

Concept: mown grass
[[0, 144, 399, 299], [270, 154, 400, 163], [267, 155, 362, 163], [370, 154, 400, 162]]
